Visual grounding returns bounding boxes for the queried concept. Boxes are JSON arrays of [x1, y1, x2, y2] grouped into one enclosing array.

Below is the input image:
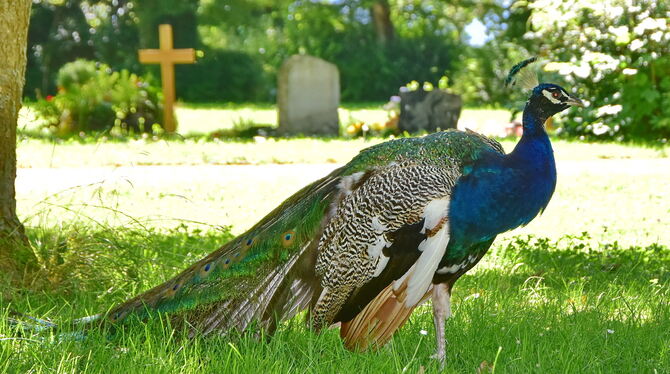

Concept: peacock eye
[[281, 230, 296, 247], [552, 91, 560, 98]]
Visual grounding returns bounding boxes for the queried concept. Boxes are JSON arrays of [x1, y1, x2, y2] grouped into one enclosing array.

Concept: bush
[[527, 0, 670, 142], [178, 48, 269, 102], [33, 60, 163, 136]]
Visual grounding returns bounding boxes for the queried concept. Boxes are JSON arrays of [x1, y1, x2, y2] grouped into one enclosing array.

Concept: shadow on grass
[[5, 223, 233, 312], [485, 234, 670, 289], [2, 229, 669, 373]]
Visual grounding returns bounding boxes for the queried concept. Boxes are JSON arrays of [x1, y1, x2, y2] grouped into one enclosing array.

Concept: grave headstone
[[398, 88, 462, 134], [277, 55, 340, 136]]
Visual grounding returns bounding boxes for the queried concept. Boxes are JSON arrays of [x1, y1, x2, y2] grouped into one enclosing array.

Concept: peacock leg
[[430, 282, 451, 366]]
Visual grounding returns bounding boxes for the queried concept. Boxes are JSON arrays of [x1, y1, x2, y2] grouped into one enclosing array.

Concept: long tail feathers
[[8, 168, 343, 342], [9, 161, 438, 348], [7, 311, 57, 333], [189, 242, 318, 337], [7, 309, 103, 341]]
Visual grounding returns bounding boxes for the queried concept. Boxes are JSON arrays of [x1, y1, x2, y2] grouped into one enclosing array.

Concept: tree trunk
[[370, 0, 394, 45], [0, 1, 33, 276]]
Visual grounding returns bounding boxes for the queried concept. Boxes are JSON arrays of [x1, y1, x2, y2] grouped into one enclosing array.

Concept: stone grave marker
[[277, 55, 340, 136], [398, 88, 462, 134]]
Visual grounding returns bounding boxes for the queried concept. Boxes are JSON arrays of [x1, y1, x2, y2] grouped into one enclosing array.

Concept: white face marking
[[542, 89, 562, 104]]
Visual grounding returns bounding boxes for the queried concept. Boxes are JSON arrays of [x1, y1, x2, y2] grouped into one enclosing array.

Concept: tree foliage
[[196, 0, 489, 101], [25, 0, 489, 102], [25, 0, 140, 96], [527, 0, 670, 141]]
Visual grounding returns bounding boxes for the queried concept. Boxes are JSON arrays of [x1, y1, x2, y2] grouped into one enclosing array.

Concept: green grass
[[5, 104, 670, 372], [3, 231, 669, 373], [19, 101, 401, 136], [16, 103, 667, 168], [175, 101, 400, 134], [18, 101, 514, 137]]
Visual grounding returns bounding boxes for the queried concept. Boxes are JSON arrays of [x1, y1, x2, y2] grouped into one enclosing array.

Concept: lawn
[[173, 102, 513, 136], [4, 233, 668, 373], [3, 105, 670, 373]]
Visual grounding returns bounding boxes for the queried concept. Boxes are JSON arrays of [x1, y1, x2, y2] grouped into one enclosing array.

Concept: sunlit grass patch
[[2, 230, 669, 373]]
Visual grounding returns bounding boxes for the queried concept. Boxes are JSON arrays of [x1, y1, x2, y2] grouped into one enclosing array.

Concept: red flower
[[46, 95, 54, 101]]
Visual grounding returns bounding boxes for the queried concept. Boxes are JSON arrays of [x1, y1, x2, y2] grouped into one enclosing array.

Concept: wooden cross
[[138, 24, 196, 132]]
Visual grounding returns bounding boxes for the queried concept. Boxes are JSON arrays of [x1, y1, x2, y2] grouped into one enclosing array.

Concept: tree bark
[[0, 1, 33, 275], [370, 0, 394, 45]]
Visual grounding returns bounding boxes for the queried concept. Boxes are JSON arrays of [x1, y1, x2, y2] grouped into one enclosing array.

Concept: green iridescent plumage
[[106, 170, 339, 327], [344, 130, 503, 174]]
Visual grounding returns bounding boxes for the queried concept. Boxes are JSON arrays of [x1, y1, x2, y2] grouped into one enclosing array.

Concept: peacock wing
[[311, 161, 462, 342], [312, 130, 505, 350]]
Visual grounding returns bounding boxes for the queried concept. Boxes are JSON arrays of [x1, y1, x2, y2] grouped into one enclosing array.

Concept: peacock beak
[[565, 95, 584, 107]]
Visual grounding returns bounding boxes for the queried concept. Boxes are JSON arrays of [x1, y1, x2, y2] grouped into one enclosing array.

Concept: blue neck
[[510, 100, 553, 164], [519, 100, 549, 139], [511, 99, 556, 208], [447, 101, 557, 258]]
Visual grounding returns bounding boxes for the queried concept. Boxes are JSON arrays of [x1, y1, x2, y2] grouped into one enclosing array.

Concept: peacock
[[14, 58, 583, 364]]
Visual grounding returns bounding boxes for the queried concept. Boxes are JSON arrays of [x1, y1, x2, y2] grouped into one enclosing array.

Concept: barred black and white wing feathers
[[307, 130, 508, 350], [311, 160, 461, 334]]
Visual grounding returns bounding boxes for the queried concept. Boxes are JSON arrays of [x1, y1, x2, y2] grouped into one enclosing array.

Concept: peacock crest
[[505, 56, 539, 90]]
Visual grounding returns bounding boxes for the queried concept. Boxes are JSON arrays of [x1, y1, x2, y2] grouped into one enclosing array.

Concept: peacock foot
[[430, 350, 446, 369]]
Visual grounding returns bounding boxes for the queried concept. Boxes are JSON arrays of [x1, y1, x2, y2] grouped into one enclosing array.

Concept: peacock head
[[506, 58, 584, 120], [528, 83, 584, 118]]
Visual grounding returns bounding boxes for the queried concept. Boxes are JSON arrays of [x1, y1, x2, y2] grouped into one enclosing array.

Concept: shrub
[[178, 48, 269, 102], [527, 0, 670, 142], [33, 59, 163, 136]]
